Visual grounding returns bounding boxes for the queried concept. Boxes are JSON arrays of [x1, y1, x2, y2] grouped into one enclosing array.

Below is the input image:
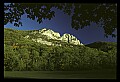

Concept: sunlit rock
[[24, 35, 29, 38], [39, 28, 60, 39], [24, 28, 83, 46], [60, 33, 80, 45]]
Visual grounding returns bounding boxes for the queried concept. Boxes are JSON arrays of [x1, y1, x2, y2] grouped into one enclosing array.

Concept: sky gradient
[[4, 7, 117, 44]]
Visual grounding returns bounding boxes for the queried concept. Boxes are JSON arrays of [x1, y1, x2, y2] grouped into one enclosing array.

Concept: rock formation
[[24, 28, 83, 46]]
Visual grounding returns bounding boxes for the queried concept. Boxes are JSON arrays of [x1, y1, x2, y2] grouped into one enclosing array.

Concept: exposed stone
[[39, 28, 60, 39], [59, 33, 80, 45], [24, 28, 83, 46], [24, 35, 29, 38], [32, 38, 54, 46]]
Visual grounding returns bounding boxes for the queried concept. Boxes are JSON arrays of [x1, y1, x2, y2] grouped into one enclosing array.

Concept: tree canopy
[[4, 28, 117, 71], [4, 3, 117, 37]]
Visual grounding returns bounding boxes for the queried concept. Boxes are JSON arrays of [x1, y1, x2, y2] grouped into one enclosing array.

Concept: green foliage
[[86, 41, 117, 52], [4, 45, 19, 71], [4, 28, 117, 71], [4, 3, 117, 37]]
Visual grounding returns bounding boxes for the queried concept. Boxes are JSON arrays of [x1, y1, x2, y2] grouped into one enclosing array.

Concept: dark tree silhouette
[[68, 35, 70, 43], [4, 3, 117, 37]]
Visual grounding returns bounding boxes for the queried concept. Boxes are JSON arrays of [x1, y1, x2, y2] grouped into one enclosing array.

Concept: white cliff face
[[59, 33, 80, 45], [39, 28, 60, 39], [24, 28, 83, 46]]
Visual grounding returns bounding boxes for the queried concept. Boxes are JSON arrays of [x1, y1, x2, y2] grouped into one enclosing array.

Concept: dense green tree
[[17, 58, 25, 71], [4, 28, 117, 71], [107, 47, 117, 68], [4, 45, 19, 71], [4, 3, 117, 37], [17, 48, 30, 70], [31, 50, 40, 70]]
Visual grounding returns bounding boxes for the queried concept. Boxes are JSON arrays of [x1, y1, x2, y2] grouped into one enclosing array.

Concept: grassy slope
[[4, 69, 116, 79]]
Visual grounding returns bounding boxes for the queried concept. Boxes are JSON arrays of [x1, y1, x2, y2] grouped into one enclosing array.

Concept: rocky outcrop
[[59, 33, 80, 45], [24, 28, 83, 46], [32, 38, 54, 46], [39, 28, 60, 39]]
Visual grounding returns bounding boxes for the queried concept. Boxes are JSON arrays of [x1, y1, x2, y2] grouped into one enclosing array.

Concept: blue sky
[[4, 7, 117, 44]]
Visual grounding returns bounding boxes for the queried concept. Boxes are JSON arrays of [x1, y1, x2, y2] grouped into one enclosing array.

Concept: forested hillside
[[4, 28, 117, 71], [86, 41, 117, 52]]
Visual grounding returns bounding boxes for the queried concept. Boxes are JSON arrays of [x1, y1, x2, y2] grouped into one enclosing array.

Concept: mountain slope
[[4, 28, 117, 71], [85, 41, 117, 52]]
